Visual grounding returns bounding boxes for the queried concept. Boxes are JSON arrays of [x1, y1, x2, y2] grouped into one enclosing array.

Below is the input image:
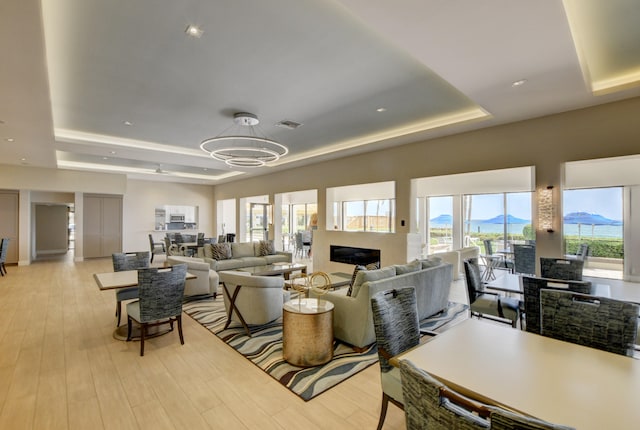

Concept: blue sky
[[563, 187, 622, 220], [428, 188, 623, 222]]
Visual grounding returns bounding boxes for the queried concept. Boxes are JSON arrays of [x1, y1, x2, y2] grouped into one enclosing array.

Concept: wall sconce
[[538, 186, 554, 232]]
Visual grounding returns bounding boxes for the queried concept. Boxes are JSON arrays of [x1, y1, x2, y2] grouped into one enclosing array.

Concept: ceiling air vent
[[275, 120, 303, 130]]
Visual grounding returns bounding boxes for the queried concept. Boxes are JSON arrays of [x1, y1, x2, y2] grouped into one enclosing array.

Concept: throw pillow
[[394, 259, 422, 274], [346, 265, 367, 297], [365, 261, 380, 270], [421, 257, 442, 269], [203, 243, 214, 259], [211, 243, 232, 260], [258, 240, 275, 256], [350, 266, 396, 298]]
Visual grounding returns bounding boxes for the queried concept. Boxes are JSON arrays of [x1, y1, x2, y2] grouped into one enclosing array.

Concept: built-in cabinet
[[84, 194, 122, 258], [0, 191, 19, 264]]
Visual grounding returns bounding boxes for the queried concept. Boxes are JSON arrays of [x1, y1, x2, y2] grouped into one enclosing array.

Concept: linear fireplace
[[330, 245, 380, 266]]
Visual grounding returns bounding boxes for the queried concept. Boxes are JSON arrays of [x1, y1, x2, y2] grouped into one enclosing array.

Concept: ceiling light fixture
[[376, 107, 387, 112], [200, 112, 288, 168], [511, 79, 527, 87], [5, 138, 15, 142], [185, 25, 203, 38]]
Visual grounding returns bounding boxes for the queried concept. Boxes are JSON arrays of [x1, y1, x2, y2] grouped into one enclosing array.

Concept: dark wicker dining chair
[[112, 251, 150, 326], [540, 289, 639, 356], [127, 264, 187, 356], [0, 238, 9, 276], [521, 276, 591, 334], [399, 359, 490, 430], [540, 257, 584, 281], [370, 287, 421, 430]]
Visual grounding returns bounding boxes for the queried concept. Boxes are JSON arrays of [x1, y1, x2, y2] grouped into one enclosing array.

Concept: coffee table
[[284, 271, 351, 296], [235, 263, 307, 280]]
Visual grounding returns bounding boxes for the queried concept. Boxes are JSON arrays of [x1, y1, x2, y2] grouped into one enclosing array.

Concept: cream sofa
[[197, 242, 292, 271], [428, 246, 479, 280], [312, 259, 453, 349], [166, 256, 220, 297]]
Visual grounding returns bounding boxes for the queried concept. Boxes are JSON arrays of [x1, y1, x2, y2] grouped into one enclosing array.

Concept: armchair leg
[[376, 393, 390, 430], [140, 324, 146, 356], [177, 315, 184, 345], [116, 301, 122, 326], [127, 316, 133, 341]]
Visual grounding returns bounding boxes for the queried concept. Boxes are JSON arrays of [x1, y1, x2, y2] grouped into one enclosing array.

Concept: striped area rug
[[183, 296, 468, 401]]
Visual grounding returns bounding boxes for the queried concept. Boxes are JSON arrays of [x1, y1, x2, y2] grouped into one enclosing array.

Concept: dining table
[[391, 318, 640, 430], [485, 272, 640, 304], [94, 268, 196, 339]]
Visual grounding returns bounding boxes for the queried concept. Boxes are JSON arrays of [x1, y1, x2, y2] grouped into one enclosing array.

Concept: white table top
[[94, 269, 195, 290], [486, 273, 640, 304], [394, 319, 640, 430]]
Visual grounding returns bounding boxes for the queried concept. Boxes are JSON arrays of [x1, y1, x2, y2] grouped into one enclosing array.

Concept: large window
[[428, 196, 453, 254], [563, 187, 623, 278], [462, 192, 532, 253], [342, 199, 395, 232], [327, 181, 396, 233]]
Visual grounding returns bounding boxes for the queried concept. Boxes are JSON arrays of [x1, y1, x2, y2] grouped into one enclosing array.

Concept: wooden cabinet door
[[83, 194, 122, 258]]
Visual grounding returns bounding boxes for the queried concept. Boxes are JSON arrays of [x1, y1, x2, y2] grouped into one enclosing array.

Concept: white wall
[[122, 179, 214, 253]]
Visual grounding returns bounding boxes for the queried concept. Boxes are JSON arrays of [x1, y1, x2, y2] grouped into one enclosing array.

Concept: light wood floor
[[0, 255, 409, 430]]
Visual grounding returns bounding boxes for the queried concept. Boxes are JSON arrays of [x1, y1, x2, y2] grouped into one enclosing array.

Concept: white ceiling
[[2, 0, 640, 184]]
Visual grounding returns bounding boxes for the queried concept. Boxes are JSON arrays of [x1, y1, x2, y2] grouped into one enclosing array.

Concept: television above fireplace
[[330, 245, 380, 266]]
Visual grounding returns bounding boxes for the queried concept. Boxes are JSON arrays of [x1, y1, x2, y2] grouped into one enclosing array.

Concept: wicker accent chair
[[540, 257, 584, 281], [112, 251, 150, 326], [487, 405, 575, 429], [126, 264, 187, 356], [0, 238, 9, 276], [540, 289, 639, 356], [370, 287, 421, 430], [513, 244, 535, 275], [463, 259, 520, 328], [521, 276, 591, 334], [399, 359, 490, 429], [148, 234, 165, 263]]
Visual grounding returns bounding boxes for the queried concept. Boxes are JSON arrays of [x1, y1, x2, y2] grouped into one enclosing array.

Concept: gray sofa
[[197, 241, 292, 271], [312, 259, 453, 349]]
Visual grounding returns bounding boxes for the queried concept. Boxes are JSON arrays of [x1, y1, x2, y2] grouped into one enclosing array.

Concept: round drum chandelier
[[200, 112, 288, 168]]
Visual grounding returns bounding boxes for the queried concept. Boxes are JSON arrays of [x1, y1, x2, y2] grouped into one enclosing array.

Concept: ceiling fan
[[154, 164, 170, 175]]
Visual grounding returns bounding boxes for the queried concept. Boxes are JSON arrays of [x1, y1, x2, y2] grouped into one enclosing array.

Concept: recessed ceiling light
[[110, 151, 116, 155], [511, 79, 527, 87], [203, 168, 208, 171], [20, 158, 26, 162], [123, 120, 133, 126], [102, 157, 108, 160], [376, 107, 387, 112], [185, 25, 203, 38], [5, 138, 14, 142]]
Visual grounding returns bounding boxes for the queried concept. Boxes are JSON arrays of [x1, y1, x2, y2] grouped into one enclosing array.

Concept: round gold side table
[[282, 298, 334, 367]]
